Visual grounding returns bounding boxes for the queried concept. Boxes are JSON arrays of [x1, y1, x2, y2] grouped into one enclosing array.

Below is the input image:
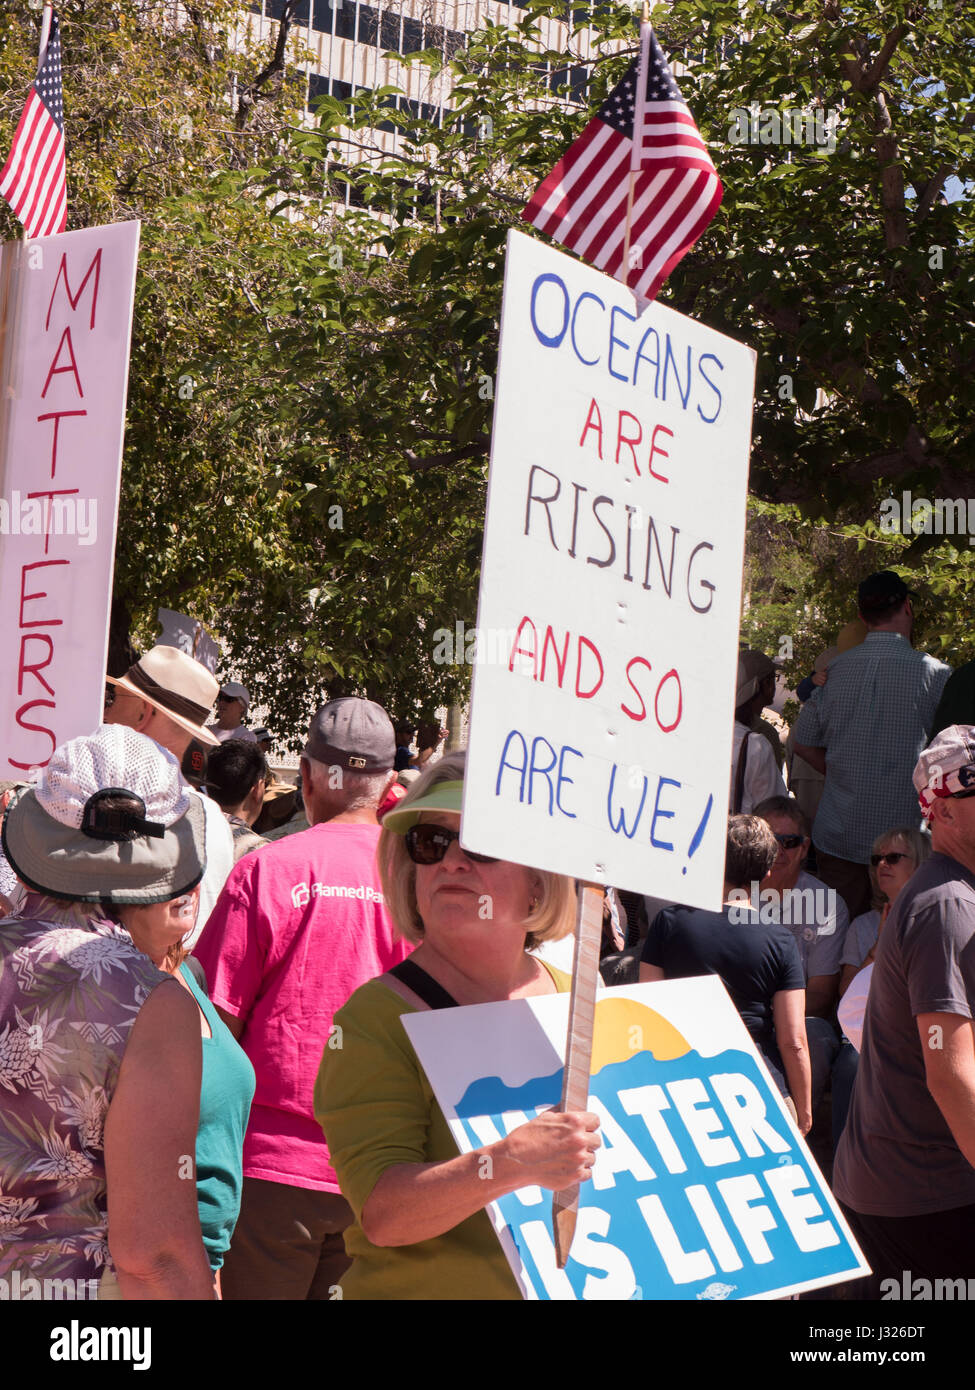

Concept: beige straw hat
[[106, 646, 220, 748]]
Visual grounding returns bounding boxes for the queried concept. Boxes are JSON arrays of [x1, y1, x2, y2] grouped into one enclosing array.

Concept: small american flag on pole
[[0, 11, 67, 239], [522, 24, 721, 307]]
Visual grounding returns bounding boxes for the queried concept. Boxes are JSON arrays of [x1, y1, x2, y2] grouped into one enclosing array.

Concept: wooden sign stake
[[553, 881, 604, 1268]]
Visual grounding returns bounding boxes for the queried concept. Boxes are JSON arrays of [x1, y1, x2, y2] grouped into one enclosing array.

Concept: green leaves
[[3, 0, 970, 742]]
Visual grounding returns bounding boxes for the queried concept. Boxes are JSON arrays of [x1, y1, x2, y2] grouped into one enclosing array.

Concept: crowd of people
[[1, 566, 974, 1300]]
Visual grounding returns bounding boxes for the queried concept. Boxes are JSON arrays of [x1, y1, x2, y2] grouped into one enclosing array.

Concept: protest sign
[[462, 230, 755, 908], [404, 976, 869, 1300], [156, 608, 221, 675], [0, 222, 140, 772]]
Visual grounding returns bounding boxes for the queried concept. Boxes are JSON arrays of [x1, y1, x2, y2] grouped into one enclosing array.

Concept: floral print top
[[0, 895, 167, 1289]]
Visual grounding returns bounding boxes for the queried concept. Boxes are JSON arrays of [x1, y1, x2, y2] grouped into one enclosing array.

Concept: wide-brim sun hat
[[381, 779, 463, 835], [1, 725, 206, 904], [106, 645, 220, 748]]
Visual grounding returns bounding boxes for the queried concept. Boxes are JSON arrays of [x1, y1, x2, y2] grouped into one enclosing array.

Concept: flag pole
[[20, 4, 54, 244], [621, 1, 652, 289], [38, 4, 54, 76], [552, 881, 605, 1268]]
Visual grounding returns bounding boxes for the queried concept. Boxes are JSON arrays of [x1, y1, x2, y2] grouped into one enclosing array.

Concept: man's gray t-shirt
[[833, 853, 975, 1216], [761, 869, 849, 982]]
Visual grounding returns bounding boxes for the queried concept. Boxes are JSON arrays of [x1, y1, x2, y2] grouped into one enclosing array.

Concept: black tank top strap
[[387, 959, 459, 1010]]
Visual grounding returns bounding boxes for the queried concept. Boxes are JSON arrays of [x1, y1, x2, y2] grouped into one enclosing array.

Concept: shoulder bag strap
[[388, 959, 459, 1010], [733, 730, 750, 814]]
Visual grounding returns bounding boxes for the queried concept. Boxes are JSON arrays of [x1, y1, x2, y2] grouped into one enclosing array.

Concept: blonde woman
[[838, 827, 931, 1046], [314, 751, 600, 1300]]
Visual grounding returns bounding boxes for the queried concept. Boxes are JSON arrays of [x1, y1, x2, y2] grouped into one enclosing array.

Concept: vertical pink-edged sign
[[0, 221, 140, 773]]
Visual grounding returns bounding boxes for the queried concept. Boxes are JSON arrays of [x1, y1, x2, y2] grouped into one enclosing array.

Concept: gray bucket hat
[[1, 725, 206, 905]]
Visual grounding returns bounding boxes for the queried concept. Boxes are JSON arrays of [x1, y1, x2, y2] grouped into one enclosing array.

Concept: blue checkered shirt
[[794, 633, 950, 864]]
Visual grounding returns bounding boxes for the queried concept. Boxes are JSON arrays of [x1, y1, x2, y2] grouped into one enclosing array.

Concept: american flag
[[522, 27, 722, 306], [0, 13, 67, 239]]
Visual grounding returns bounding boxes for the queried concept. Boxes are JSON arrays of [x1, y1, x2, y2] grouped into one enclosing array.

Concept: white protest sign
[[156, 608, 221, 675], [462, 230, 755, 907], [404, 977, 869, 1300], [0, 222, 140, 773]]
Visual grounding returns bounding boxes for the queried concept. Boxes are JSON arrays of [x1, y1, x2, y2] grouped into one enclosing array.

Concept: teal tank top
[[179, 963, 256, 1270]]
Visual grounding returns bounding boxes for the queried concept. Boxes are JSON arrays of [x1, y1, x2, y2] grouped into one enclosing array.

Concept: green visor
[[381, 779, 464, 835]]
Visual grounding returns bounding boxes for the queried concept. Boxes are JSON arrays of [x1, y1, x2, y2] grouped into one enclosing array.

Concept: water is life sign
[[404, 977, 869, 1300]]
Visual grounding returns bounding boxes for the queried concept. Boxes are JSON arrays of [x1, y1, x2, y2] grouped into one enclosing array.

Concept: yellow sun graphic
[[589, 996, 691, 1074]]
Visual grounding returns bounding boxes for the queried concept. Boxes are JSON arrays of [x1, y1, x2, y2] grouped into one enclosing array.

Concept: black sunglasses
[[871, 851, 910, 867], [404, 824, 498, 866], [951, 788, 975, 800], [774, 833, 803, 850]]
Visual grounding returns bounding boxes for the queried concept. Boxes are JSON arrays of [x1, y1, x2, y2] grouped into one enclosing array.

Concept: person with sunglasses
[[829, 828, 931, 1146], [314, 751, 600, 1300], [834, 727, 975, 1297], [754, 796, 850, 1139], [754, 797, 850, 1020], [838, 827, 931, 1010]]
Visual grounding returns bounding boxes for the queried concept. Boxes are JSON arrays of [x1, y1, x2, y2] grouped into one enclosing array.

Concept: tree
[[3, 0, 972, 744], [261, 0, 974, 704]]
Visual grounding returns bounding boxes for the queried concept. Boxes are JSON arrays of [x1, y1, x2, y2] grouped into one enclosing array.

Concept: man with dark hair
[[794, 570, 950, 920], [205, 739, 269, 862], [193, 698, 410, 1300], [834, 727, 975, 1296], [640, 815, 811, 1131]]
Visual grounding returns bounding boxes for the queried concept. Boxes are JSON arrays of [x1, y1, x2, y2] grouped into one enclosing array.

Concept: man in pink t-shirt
[[193, 698, 410, 1299]]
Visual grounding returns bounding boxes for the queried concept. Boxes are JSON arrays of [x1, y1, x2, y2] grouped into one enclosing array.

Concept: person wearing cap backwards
[[730, 650, 787, 814], [314, 751, 597, 1300], [104, 646, 234, 944], [192, 697, 413, 1299], [0, 726, 220, 1298], [207, 682, 258, 744], [794, 570, 950, 921], [833, 727, 975, 1296]]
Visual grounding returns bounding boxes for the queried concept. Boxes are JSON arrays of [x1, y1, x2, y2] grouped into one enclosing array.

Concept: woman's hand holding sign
[[498, 1108, 602, 1189]]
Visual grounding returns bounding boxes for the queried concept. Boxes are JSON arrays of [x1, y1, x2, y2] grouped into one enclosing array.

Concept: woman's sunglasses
[[404, 824, 498, 866], [870, 851, 911, 867], [773, 833, 803, 850]]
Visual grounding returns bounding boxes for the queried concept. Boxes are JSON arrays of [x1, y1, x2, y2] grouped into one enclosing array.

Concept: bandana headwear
[[913, 725, 975, 817]]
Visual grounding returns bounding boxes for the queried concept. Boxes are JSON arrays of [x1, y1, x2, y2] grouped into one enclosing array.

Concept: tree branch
[[404, 442, 488, 471], [860, 25, 908, 93], [916, 110, 975, 219], [873, 91, 908, 249], [236, 0, 302, 130]]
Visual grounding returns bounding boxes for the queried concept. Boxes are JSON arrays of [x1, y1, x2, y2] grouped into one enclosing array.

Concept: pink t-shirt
[[193, 820, 411, 1192]]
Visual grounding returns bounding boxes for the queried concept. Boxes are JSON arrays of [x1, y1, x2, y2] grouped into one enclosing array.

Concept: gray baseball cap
[[304, 698, 395, 772], [219, 681, 250, 710]]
